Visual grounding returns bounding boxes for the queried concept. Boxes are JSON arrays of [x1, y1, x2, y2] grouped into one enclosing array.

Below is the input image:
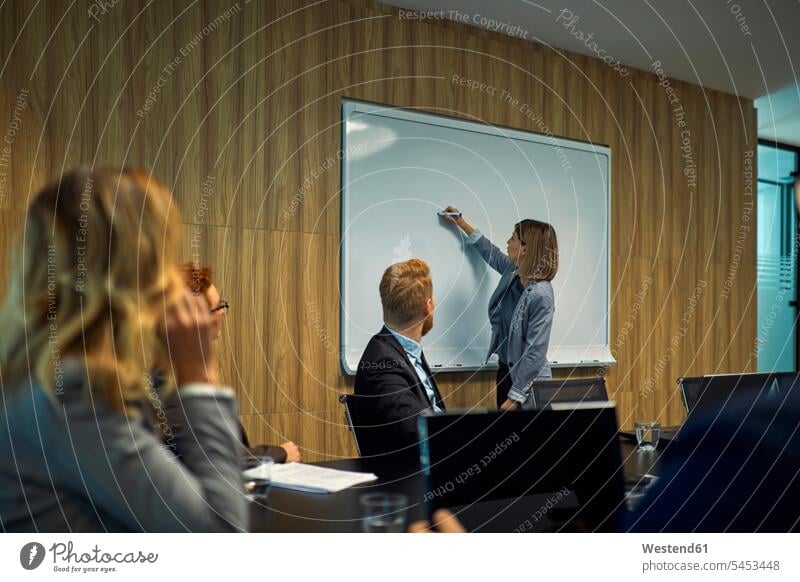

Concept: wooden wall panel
[[0, 0, 757, 461], [240, 410, 357, 461], [0, 210, 23, 298]]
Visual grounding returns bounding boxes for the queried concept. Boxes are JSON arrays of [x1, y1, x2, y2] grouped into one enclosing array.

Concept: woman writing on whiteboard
[[442, 206, 558, 410]]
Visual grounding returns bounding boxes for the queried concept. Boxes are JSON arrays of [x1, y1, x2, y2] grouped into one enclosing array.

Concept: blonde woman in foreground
[[0, 168, 248, 532]]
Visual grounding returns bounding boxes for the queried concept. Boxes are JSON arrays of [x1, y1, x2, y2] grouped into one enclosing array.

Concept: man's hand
[[280, 441, 302, 463], [500, 398, 520, 411], [409, 509, 466, 533]]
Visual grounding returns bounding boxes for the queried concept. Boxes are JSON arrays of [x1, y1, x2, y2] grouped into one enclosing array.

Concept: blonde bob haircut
[[515, 219, 559, 282], [0, 168, 185, 413]]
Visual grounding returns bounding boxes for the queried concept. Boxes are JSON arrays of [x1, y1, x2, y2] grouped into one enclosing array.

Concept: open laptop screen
[[417, 404, 624, 531]]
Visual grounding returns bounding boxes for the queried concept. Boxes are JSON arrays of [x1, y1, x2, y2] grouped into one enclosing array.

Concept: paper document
[[243, 463, 378, 494]]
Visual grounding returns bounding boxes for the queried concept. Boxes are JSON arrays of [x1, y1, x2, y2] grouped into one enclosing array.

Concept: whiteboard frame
[[339, 98, 614, 375]]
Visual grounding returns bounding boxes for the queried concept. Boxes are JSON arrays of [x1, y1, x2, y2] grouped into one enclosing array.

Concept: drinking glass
[[635, 421, 661, 451], [243, 456, 275, 500], [359, 493, 408, 533]]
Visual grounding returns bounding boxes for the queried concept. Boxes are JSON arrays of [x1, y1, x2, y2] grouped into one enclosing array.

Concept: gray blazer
[[506, 280, 555, 405], [0, 376, 249, 532], [465, 230, 521, 363]]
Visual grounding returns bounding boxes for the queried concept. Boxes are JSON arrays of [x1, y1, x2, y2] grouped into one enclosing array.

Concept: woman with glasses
[[179, 263, 302, 464]]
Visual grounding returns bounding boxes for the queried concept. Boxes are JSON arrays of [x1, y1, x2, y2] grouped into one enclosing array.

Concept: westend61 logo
[[19, 541, 158, 573]]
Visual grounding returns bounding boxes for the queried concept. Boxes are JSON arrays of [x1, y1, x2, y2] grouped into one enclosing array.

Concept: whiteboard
[[340, 99, 614, 374]]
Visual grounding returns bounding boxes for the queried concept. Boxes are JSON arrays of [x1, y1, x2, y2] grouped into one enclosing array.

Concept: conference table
[[249, 438, 662, 532]]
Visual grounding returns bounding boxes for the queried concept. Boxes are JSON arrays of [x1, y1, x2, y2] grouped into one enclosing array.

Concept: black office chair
[[677, 375, 704, 412], [339, 394, 418, 465], [339, 394, 364, 456], [694, 372, 792, 414], [529, 377, 608, 410]]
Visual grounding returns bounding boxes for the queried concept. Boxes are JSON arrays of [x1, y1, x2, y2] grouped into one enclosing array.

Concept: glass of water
[[243, 456, 275, 500], [635, 421, 661, 451], [359, 493, 408, 533]]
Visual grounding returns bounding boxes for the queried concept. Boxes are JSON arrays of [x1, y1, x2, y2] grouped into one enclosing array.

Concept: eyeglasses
[[210, 300, 230, 314]]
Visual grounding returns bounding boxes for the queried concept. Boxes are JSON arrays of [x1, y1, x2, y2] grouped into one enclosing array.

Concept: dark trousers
[[496, 361, 513, 408]]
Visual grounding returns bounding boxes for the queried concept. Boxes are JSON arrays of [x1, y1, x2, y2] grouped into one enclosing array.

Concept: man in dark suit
[[354, 258, 446, 463]]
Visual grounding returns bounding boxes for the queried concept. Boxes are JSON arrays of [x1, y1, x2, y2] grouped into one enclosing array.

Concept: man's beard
[[421, 313, 434, 336]]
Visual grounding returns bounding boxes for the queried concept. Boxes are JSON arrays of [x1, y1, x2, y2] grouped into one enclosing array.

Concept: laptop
[[417, 403, 625, 532]]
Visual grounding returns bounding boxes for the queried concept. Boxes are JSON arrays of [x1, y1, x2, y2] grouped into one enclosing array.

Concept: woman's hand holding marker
[[441, 205, 476, 236]]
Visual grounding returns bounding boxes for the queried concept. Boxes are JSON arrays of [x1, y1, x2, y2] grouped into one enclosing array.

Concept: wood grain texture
[[0, 210, 24, 299], [0, 0, 757, 461]]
